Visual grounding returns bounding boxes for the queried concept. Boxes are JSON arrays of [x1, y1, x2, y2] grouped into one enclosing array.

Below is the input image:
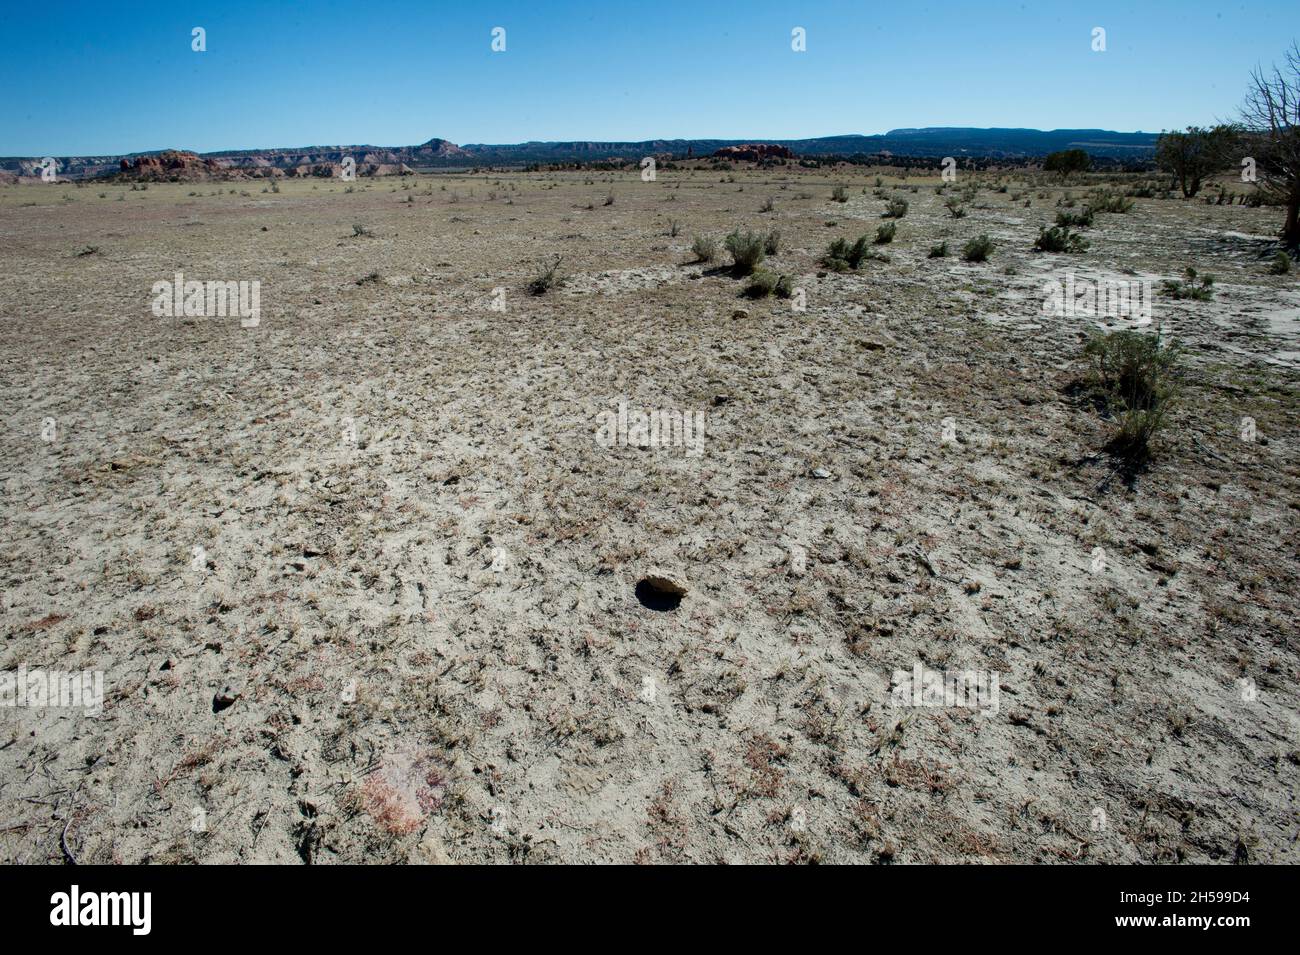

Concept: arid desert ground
[[1, 166, 1297, 863]]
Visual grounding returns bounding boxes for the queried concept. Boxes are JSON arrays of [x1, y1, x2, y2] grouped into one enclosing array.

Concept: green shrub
[[1055, 207, 1095, 229], [928, 241, 949, 258], [743, 269, 795, 299], [822, 235, 873, 271], [944, 196, 967, 218], [691, 235, 719, 263], [528, 254, 563, 295], [875, 222, 897, 244], [1269, 251, 1292, 275], [1087, 190, 1134, 214], [831, 184, 849, 203], [1161, 267, 1214, 300], [763, 229, 781, 255], [1083, 330, 1181, 460], [724, 229, 766, 275], [743, 270, 780, 298], [1034, 225, 1089, 253], [962, 234, 994, 262], [883, 197, 909, 218]]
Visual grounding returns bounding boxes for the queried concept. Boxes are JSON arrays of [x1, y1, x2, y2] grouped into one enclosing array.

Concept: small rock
[[732, 308, 749, 319], [213, 683, 243, 713], [811, 467, 832, 479]]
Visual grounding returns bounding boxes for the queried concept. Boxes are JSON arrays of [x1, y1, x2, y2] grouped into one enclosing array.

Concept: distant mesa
[[118, 150, 228, 181], [114, 148, 414, 181], [1, 129, 1161, 181], [413, 138, 469, 159], [712, 143, 795, 162]]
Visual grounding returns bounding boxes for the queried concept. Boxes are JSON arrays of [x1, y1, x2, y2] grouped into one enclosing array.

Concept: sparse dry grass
[[0, 164, 1296, 864]]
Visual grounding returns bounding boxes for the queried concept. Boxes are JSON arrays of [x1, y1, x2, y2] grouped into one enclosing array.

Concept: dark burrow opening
[[635, 576, 685, 612]]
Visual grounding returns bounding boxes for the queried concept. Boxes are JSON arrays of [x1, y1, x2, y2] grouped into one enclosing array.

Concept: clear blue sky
[[0, 0, 1290, 155]]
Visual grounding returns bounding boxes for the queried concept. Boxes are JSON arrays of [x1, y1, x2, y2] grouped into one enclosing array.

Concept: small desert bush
[[1161, 267, 1214, 300], [928, 241, 949, 258], [962, 234, 994, 262], [1087, 191, 1134, 214], [1269, 251, 1292, 275], [764, 229, 781, 255], [1083, 330, 1181, 460], [352, 223, 372, 237], [691, 235, 719, 263], [743, 269, 794, 299], [724, 229, 766, 275], [822, 236, 873, 271], [528, 254, 563, 295], [883, 197, 909, 218], [669, 219, 681, 237], [944, 196, 967, 218], [831, 184, 849, 203], [1055, 207, 1095, 229], [760, 196, 775, 213], [1034, 225, 1089, 253], [875, 222, 897, 244]]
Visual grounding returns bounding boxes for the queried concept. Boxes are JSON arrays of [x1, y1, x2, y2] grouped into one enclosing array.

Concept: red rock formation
[[117, 150, 229, 180], [712, 144, 795, 162]]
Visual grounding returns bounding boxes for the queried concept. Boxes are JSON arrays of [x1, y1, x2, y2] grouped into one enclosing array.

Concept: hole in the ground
[[635, 576, 685, 612]]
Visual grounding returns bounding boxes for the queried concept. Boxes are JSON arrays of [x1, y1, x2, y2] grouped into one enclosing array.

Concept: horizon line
[[4, 126, 1164, 159]]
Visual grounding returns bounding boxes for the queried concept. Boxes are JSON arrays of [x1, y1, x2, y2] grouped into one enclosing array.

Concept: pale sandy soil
[[0, 167, 1296, 863]]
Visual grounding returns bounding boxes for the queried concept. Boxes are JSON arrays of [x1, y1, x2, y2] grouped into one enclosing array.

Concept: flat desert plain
[[0, 167, 1297, 863]]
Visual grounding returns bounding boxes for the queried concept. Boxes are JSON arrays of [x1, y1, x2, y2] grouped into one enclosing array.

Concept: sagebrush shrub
[[962, 234, 994, 262], [822, 236, 873, 271], [742, 269, 792, 299], [528, 254, 563, 295], [724, 229, 766, 275], [1034, 225, 1089, 253], [691, 235, 719, 263], [1161, 266, 1214, 300], [1087, 191, 1134, 214], [1055, 208, 1094, 229], [1084, 330, 1181, 460]]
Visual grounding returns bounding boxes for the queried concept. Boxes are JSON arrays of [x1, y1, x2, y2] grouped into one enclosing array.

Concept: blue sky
[[0, 1, 1290, 155]]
